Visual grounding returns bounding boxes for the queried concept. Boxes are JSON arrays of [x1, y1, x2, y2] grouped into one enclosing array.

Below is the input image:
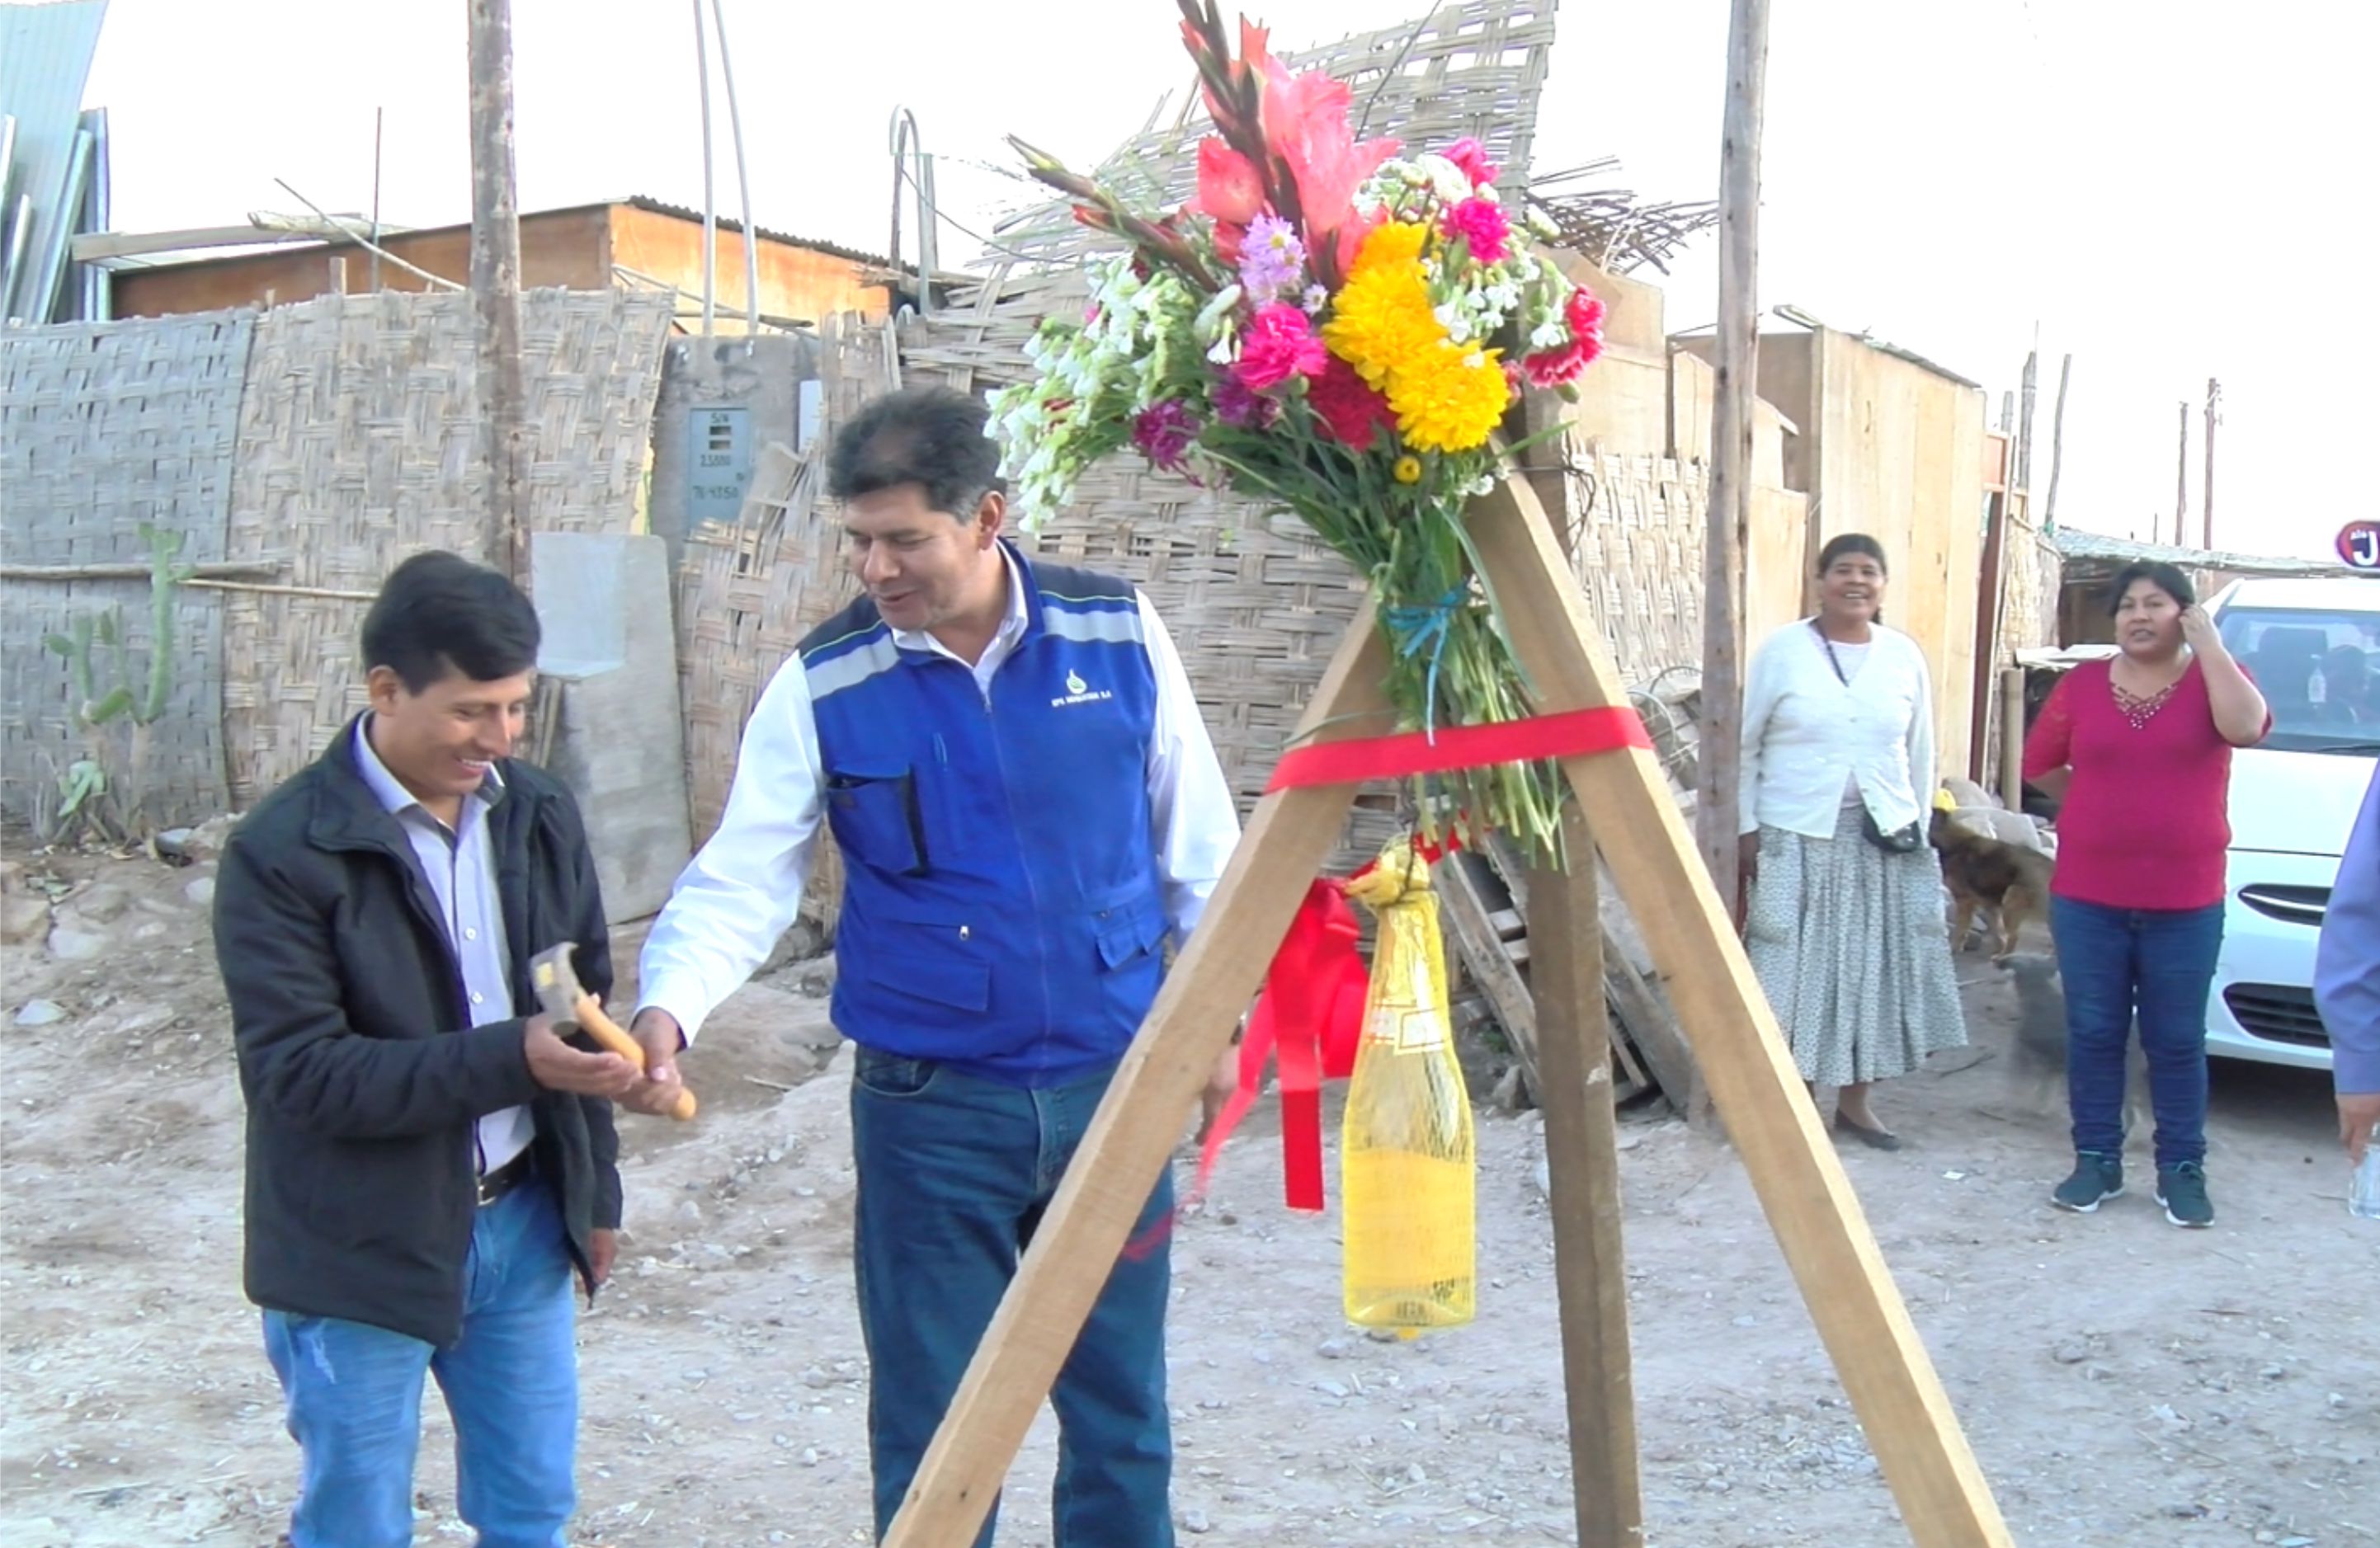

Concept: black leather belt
[[476, 1149, 535, 1207]]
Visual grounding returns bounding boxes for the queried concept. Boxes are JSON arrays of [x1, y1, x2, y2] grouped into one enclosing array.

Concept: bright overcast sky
[[82, 0, 2374, 563]]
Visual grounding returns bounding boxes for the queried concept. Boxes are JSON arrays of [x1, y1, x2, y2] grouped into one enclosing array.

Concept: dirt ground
[[3, 841, 2375, 1548]]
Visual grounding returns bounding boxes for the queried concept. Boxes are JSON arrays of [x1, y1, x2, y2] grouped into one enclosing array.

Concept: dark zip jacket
[[214, 718, 621, 1347]]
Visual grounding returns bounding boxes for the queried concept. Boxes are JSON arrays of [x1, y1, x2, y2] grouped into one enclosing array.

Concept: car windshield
[[2217, 605, 2380, 753]]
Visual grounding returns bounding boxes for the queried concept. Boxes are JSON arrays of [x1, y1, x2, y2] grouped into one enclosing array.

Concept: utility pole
[[1699, 0, 1770, 918], [2016, 345, 2038, 493], [2174, 400, 2189, 549], [2203, 377, 2220, 551], [468, 0, 529, 585], [2043, 354, 2071, 527]]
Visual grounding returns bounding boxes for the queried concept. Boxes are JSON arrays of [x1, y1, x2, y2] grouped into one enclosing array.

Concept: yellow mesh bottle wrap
[[1339, 837, 1477, 1334]]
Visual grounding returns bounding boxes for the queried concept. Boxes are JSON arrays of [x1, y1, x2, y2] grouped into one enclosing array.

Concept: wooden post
[[2174, 400, 2189, 549], [1697, 0, 1770, 908], [2043, 354, 2071, 527], [467, 0, 529, 585], [1999, 667, 2025, 810], [1531, 804, 1644, 1546], [883, 473, 2013, 1548], [2015, 347, 2038, 494], [2202, 377, 2220, 550], [1521, 402, 1644, 1546], [327, 255, 347, 295]]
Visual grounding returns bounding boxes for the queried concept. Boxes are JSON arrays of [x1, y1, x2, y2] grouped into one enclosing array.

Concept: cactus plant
[[40, 525, 195, 842]]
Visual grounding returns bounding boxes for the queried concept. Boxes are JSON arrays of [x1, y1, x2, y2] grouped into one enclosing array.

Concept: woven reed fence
[[1, 309, 253, 827], [221, 287, 673, 803], [990, 0, 1558, 270]]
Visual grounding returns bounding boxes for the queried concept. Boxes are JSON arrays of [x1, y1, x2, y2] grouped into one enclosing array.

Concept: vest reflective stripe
[[796, 548, 1166, 1087]]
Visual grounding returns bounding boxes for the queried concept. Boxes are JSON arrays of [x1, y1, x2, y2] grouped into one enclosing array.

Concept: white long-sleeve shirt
[[638, 552, 1242, 1042], [1739, 619, 1937, 840]]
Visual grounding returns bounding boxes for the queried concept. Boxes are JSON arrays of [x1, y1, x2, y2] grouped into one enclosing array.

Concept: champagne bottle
[[1340, 840, 1477, 1334]]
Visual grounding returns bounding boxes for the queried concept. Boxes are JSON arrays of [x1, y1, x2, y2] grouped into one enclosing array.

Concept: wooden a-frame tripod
[[880, 472, 2013, 1547]]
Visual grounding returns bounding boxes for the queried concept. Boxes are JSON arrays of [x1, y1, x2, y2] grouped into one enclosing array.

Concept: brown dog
[[1930, 806, 2056, 962]]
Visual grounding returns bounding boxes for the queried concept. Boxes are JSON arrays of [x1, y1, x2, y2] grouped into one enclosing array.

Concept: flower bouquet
[[987, 0, 1607, 863]]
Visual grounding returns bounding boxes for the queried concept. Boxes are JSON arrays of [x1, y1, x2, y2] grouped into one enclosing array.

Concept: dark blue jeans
[[850, 1049, 1175, 1548], [2048, 896, 2226, 1169], [259, 1181, 577, 1548]]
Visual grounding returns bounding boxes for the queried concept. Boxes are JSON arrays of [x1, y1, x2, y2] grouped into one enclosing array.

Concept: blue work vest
[[798, 545, 1167, 1086]]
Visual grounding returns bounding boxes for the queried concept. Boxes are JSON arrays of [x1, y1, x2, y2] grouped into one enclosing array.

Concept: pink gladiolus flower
[[1255, 57, 1397, 283], [1441, 196, 1510, 262], [1233, 303, 1329, 392], [1444, 136, 1499, 189], [1193, 138, 1265, 227]]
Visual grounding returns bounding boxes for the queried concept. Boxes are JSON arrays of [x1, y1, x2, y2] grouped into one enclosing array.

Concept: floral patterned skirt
[[1744, 804, 1969, 1086]]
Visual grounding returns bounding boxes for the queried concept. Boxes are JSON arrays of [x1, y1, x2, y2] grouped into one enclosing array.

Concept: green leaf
[[45, 633, 75, 656], [85, 687, 134, 725]]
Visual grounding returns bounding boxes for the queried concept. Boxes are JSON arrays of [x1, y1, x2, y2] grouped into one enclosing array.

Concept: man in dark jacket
[[214, 551, 652, 1548]]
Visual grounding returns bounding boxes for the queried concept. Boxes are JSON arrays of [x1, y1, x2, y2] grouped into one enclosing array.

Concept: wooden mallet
[[529, 942, 697, 1120]]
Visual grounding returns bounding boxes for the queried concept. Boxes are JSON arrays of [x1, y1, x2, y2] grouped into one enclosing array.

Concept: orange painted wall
[[112, 208, 614, 318], [605, 205, 889, 331]]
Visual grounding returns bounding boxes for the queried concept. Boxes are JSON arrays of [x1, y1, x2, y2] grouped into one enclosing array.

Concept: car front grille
[[2237, 884, 2330, 927], [2222, 984, 2331, 1048]]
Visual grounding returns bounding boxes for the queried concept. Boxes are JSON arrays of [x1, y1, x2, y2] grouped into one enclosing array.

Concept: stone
[[46, 926, 106, 962], [65, 884, 130, 923], [183, 877, 216, 908], [13, 1000, 66, 1028], [1181, 1507, 1213, 1535], [1, 893, 50, 946]]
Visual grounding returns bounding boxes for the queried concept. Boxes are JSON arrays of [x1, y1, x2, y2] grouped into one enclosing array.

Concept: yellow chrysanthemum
[[1321, 223, 1440, 391], [1389, 344, 1509, 454], [1393, 454, 1423, 483]]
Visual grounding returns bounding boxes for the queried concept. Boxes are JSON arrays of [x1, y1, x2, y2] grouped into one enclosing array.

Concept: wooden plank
[[1467, 472, 2012, 1548], [882, 610, 1393, 1548], [1438, 851, 1543, 1095], [1529, 804, 1645, 1546]]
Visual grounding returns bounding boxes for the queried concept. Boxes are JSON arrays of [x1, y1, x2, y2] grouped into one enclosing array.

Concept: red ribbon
[[1191, 704, 1655, 1215]]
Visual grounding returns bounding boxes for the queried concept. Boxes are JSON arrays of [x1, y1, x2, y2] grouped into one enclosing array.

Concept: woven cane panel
[[0, 308, 253, 827], [989, 0, 1559, 271], [220, 287, 673, 805]]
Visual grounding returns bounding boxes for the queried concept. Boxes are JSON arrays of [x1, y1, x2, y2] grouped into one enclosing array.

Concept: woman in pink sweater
[[2023, 562, 2269, 1227]]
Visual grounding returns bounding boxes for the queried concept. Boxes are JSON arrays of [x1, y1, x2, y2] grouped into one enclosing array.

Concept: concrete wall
[[532, 531, 692, 924], [648, 331, 820, 576]]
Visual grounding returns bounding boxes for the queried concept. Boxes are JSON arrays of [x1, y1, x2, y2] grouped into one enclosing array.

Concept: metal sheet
[[73, 105, 105, 320], [0, 0, 109, 322]]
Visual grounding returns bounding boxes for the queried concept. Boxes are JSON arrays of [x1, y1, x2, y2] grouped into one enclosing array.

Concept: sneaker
[[2156, 1162, 2214, 1229], [2051, 1151, 2124, 1212]]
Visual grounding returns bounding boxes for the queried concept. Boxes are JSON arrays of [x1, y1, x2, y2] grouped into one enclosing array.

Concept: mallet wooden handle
[[572, 992, 699, 1121]]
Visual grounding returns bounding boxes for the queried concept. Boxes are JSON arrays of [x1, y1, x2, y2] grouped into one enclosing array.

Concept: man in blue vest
[[631, 385, 1240, 1545]]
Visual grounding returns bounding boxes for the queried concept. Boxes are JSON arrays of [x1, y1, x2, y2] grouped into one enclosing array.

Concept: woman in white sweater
[[1738, 534, 1968, 1149]]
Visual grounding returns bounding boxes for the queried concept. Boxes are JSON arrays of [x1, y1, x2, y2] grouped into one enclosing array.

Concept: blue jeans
[[260, 1180, 578, 1548], [2048, 896, 2226, 1169], [851, 1049, 1175, 1548]]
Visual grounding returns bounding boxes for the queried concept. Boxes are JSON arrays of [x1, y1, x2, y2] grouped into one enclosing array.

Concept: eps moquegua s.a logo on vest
[[1051, 669, 1114, 709]]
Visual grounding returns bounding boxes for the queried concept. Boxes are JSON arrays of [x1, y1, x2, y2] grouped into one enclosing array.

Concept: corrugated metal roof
[[609, 195, 897, 271], [2051, 527, 2354, 578], [0, 0, 109, 321]]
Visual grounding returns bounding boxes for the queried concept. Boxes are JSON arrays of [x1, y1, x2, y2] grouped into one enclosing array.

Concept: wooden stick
[[2175, 400, 2189, 548], [1530, 802, 1645, 1546], [1, 562, 277, 582], [2202, 377, 2220, 550], [1999, 667, 2026, 812], [467, 0, 530, 586], [1467, 473, 2012, 1548], [1696, 0, 1770, 908], [2043, 354, 2071, 527], [181, 579, 376, 600], [880, 610, 1392, 1547]]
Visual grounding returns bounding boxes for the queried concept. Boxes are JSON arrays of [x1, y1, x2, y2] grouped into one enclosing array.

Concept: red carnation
[[1308, 355, 1397, 449]]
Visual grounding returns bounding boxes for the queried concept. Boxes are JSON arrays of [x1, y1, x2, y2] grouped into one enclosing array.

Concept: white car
[[2204, 575, 2380, 1071]]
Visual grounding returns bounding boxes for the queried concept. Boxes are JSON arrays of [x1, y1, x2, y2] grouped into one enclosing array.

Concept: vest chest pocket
[[825, 767, 928, 876]]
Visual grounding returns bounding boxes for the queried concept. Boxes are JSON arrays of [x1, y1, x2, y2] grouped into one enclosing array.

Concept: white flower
[[1469, 474, 1496, 497], [1302, 284, 1329, 315], [1525, 207, 1561, 241], [1193, 285, 1243, 345], [1415, 153, 1475, 206], [1434, 303, 1473, 344], [1529, 321, 1567, 351], [1207, 335, 1237, 365]]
